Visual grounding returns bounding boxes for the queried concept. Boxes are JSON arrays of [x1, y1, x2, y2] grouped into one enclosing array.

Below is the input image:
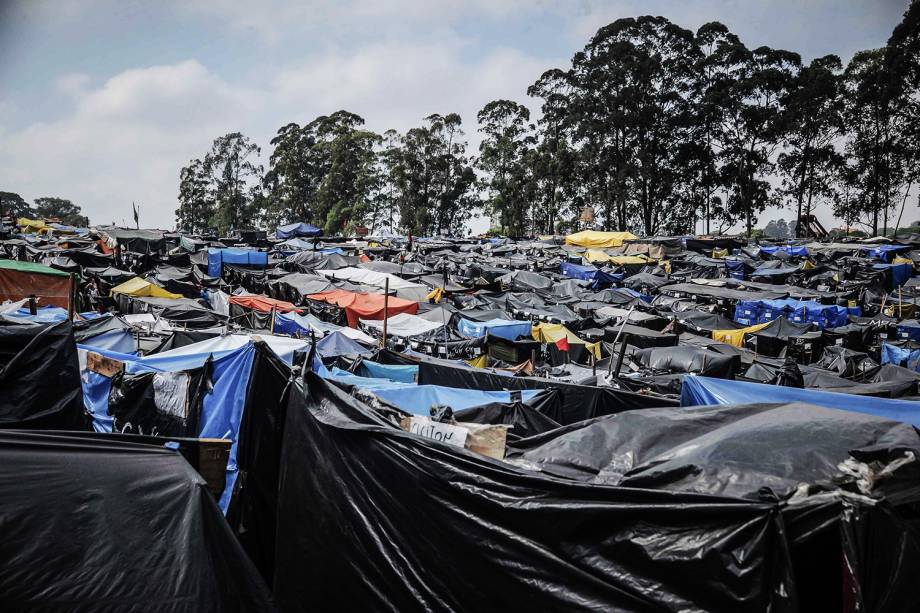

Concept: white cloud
[[1, 41, 550, 228]]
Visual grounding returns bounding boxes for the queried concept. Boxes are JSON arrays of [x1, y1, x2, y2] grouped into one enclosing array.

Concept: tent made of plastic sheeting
[[355, 359, 417, 383], [207, 247, 269, 278], [307, 288, 419, 327], [759, 245, 808, 257], [873, 262, 913, 288], [72, 313, 137, 354], [583, 249, 651, 265], [862, 243, 912, 261], [734, 298, 852, 328], [681, 375, 920, 428], [275, 222, 322, 239], [360, 312, 443, 338], [274, 373, 794, 612], [273, 310, 376, 344], [881, 343, 920, 371], [324, 368, 542, 415], [0, 259, 75, 309], [110, 276, 183, 299], [316, 267, 429, 301], [79, 334, 311, 509], [559, 261, 622, 288], [17, 217, 47, 233], [712, 320, 772, 347], [0, 430, 274, 612], [634, 345, 739, 378], [564, 229, 638, 248], [456, 317, 532, 341], [531, 322, 601, 359], [0, 320, 89, 430], [229, 294, 299, 313], [316, 331, 375, 358]]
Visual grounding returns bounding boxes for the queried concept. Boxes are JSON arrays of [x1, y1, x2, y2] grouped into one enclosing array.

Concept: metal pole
[[381, 277, 389, 349], [607, 305, 636, 376], [68, 273, 76, 319]]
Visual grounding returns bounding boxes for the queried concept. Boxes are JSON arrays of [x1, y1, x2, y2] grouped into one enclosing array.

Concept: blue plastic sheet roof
[[456, 317, 532, 341], [276, 222, 322, 239], [207, 248, 268, 277], [681, 376, 920, 428]]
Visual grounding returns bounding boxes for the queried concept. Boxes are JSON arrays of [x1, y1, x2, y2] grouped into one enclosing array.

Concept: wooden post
[[381, 277, 389, 349], [270, 305, 278, 334], [68, 273, 76, 319]]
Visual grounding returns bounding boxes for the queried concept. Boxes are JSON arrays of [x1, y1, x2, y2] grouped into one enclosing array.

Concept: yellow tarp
[[531, 322, 601, 359], [18, 218, 46, 233], [584, 249, 652, 265], [712, 320, 772, 348], [426, 287, 444, 303], [893, 256, 914, 268], [466, 354, 488, 368], [110, 277, 183, 299], [565, 230, 638, 249]]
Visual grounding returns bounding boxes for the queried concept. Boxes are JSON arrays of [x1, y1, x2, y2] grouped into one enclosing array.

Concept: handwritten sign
[[401, 416, 468, 448]]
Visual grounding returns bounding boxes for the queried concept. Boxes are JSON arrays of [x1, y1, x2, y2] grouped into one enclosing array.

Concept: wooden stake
[[381, 277, 390, 349]]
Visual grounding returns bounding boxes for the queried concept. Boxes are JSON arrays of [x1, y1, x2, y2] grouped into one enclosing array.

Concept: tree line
[[0, 192, 90, 227], [177, 7, 920, 238]]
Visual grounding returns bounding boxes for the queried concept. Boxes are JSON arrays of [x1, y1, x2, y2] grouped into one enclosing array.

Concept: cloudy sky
[[0, 0, 910, 232]]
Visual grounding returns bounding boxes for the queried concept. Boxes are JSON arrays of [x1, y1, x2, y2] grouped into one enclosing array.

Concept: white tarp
[[316, 267, 429, 301], [359, 313, 444, 338]]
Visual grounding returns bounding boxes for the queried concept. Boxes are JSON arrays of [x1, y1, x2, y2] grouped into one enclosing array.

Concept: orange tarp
[[307, 289, 419, 327], [229, 294, 299, 313]]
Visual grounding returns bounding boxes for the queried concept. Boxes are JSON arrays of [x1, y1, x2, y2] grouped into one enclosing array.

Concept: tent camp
[[275, 222, 322, 239]]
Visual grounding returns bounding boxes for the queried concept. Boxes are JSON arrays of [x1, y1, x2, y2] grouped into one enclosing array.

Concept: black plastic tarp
[[0, 429, 274, 611], [273, 373, 793, 612], [417, 356, 677, 425], [0, 320, 89, 430], [634, 345, 738, 378]]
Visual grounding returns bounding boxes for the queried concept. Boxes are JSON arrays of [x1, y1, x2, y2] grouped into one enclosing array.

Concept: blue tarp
[[276, 222, 322, 239], [760, 245, 808, 257], [4, 306, 69, 323], [872, 263, 912, 288], [863, 244, 911, 262], [78, 341, 257, 512], [207, 248, 268, 277], [896, 321, 920, 343], [315, 331, 373, 357], [326, 368, 540, 414], [724, 258, 750, 280], [79, 329, 137, 354], [357, 360, 418, 383], [559, 261, 622, 288], [733, 299, 850, 328], [456, 317, 532, 341], [880, 343, 920, 371], [681, 376, 920, 428]]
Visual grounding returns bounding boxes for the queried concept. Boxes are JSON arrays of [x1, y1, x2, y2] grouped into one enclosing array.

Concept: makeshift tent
[[456, 317, 532, 342], [272, 310, 375, 344], [531, 322, 601, 359], [307, 289, 419, 327], [0, 429, 274, 611], [110, 276, 183, 299], [274, 373, 793, 611], [316, 331, 375, 358], [316, 267, 429, 301], [0, 320, 89, 430], [559, 261, 622, 288], [229, 294, 298, 313], [0, 259, 75, 309], [275, 222, 322, 239], [681, 376, 920, 428], [360, 313, 444, 338], [564, 230, 638, 248], [583, 250, 651, 265], [712, 320, 772, 347], [207, 248, 269, 278]]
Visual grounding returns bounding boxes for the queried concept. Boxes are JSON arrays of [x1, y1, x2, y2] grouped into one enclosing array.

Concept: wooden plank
[[197, 439, 232, 498], [86, 351, 123, 377]]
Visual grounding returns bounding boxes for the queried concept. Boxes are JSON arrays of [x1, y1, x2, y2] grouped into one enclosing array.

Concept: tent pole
[[381, 278, 389, 349], [68, 273, 76, 319]]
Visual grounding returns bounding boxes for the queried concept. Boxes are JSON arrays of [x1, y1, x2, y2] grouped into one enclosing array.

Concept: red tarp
[[307, 289, 418, 327], [0, 267, 73, 309], [229, 295, 299, 313]]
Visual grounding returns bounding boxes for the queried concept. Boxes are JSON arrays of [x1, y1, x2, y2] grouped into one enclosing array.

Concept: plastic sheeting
[[564, 229, 638, 248], [0, 429, 274, 611], [0, 320, 89, 430], [273, 310, 376, 344], [307, 289, 419, 327], [0, 259, 74, 308], [275, 222, 322, 239], [110, 276, 183, 299], [317, 266, 429, 301], [273, 373, 794, 612], [207, 248, 269, 278], [456, 316, 532, 341], [681, 376, 920, 428]]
